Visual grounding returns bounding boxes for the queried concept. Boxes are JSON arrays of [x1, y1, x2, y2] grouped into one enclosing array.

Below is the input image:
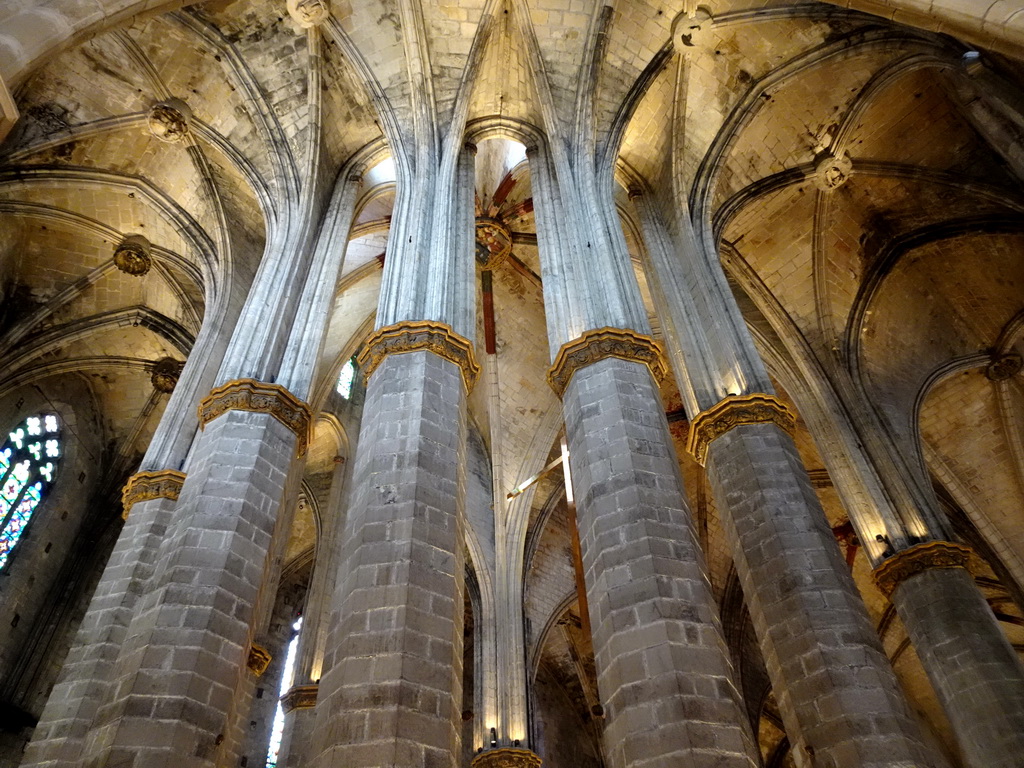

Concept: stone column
[[309, 145, 476, 768], [78, 385, 309, 768], [26, 164, 361, 768], [20, 478, 181, 768], [548, 334, 759, 768], [632, 188, 942, 768], [874, 542, 1024, 768], [532, 147, 759, 768], [22, 274, 244, 768]]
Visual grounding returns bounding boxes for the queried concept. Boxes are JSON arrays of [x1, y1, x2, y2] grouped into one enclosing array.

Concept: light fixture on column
[[490, 726, 497, 748]]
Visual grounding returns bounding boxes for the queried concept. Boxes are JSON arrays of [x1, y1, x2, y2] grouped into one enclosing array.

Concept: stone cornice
[[472, 748, 543, 768], [121, 470, 187, 520], [247, 643, 272, 676], [546, 327, 667, 398], [357, 320, 481, 393], [281, 684, 319, 713], [872, 541, 973, 597], [198, 379, 312, 456], [686, 393, 796, 466]]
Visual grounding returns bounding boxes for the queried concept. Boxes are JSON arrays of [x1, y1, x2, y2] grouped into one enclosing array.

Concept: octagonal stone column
[[632, 188, 944, 768], [546, 330, 760, 768], [309, 326, 475, 768], [874, 542, 1024, 768], [309, 143, 477, 768]]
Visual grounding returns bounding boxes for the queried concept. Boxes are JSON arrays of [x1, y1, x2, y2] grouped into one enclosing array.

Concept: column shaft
[[888, 562, 1024, 768], [21, 495, 176, 768], [705, 423, 938, 767], [562, 357, 759, 768], [311, 350, 467, 767], [634, 188, 943, 767], [81, 411, 298, 768]]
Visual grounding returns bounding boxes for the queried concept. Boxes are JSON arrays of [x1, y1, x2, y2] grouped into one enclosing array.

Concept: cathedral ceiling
[[1, 2, 1023, 761]]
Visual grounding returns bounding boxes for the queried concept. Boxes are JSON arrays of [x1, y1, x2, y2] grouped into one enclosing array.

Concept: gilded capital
[[686, 393, 796, 466], [872, 541, 973, 597], [472, 748, 543, 768], [198, 379, 312, 456], [121, 470, 186, 520], [281, 684, 318, 713], [357, 320, 481, 393], [546, 327, 667, 398], [247, 643, 272, 676]]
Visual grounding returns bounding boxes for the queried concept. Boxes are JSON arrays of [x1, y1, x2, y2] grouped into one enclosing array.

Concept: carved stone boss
[[121, 470, 187, 520], [686, 393, 796, 466], [872, 540, 973, 597], [197, 379, 312, 456], [356, 320, 481, 393], [546, 327, 668, 398]]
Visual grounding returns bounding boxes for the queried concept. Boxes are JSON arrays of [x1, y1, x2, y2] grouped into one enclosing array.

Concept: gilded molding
[[872, 541, 973, 597], [686, 393, 796, 466], [472, 748, 543, 768], [281, 684, 318, 713], [247, 643, 272, 676], [121, 470, 186, 521], [546, 327, 667, 398], [357, 320, 481, 393], [197, 379, 312, 456]]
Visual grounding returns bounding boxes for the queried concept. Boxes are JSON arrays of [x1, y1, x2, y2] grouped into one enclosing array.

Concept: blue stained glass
[[1, 462, 28, 504], [0, 484, 41, 570], [0, 414, 61, 571]]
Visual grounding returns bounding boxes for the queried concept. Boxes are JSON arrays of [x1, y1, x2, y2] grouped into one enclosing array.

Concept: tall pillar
[[532, 145, 759, 768], [22, 265, 247, 768], [632, 188, 942, 768], [309, 145, 477, 768], [875, 545, 1024, 768], [23, 163, 361, 768]]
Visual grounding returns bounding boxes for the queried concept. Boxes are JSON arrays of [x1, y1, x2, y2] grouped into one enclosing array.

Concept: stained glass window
[[266, 616, 303, 768], [336, 358, 356, 399], [0, 414, 61, 570]]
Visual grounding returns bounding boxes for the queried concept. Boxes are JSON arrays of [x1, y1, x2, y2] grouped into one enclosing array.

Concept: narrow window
[[336, 358, 356, 399], [0, 414, 61, 570], [265, 616, 303, 768]]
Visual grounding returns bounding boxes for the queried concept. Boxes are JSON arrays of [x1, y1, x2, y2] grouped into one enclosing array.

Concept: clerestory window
[[336, 358, 356, 399], [0, 414, 61, 571]]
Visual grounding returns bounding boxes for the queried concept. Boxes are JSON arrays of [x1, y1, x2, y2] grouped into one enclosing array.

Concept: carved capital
[[198, 379, 312, 456], [546, 327, 667, 398], [872, 541, 973, 597], [247, 643, 272, 676], [121, 470, 186, 520], [686, 393, 796, 466], [281, 684, 318, 713], [357, 321, 481, 393], [472, 748, 543, 768]]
